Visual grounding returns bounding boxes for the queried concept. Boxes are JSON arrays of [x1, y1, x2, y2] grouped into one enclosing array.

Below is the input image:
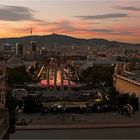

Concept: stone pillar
[[60, 67, 64, 90], [54, 67, 57, 92], [47, 67, 50, 90], [68, 67, 71, 90]]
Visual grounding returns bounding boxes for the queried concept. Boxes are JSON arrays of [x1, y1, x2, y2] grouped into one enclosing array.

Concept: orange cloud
[[0, 17, 140, 43]]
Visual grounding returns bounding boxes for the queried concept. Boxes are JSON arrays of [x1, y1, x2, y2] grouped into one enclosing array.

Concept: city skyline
[[0, 0, 140, 43]]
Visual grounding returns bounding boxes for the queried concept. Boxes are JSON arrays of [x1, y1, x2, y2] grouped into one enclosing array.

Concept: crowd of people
[[14, 88, 139, 116]]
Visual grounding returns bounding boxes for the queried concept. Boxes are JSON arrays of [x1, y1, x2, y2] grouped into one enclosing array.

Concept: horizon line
[[0, 33, 140, 45]]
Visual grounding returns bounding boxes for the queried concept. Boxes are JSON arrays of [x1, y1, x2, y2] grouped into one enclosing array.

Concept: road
[[10, 128, 140, 139]]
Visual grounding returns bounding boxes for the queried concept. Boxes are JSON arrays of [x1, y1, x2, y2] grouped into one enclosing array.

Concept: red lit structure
[[37, 58, 77, 90]]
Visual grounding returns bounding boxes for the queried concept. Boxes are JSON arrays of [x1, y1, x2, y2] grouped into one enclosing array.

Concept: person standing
[[72, 113, 75, 121]]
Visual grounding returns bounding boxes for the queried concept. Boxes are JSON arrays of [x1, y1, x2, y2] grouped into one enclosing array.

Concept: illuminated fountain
[[37, 58, 77, 90]]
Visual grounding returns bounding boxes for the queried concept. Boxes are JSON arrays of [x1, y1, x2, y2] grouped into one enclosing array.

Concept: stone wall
[[113, 75, 140, 101]]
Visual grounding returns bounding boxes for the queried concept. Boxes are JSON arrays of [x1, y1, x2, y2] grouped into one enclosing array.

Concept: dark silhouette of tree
[[80, 64, 115, 86], [5, 90, 18, 133], [7, 66, 29, 85]]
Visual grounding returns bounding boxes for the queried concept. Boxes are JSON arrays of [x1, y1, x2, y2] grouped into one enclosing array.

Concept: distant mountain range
[[0, 33, 139, 48]]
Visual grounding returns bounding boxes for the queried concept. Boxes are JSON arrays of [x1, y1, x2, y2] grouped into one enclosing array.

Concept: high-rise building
[[3, 43, 12, 53], [31, 41, 37, 54], [3, 43, 12, 58], [16, 43, 23, 56]]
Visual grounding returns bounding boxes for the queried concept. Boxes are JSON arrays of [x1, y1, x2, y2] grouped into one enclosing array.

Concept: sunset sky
[[0, 0, 140, 43]]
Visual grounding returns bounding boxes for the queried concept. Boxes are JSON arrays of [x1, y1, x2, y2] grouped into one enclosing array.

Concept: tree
[[79, 64, 115, 86], [5, 90, 18, 133], [7, 65, 29, 85]]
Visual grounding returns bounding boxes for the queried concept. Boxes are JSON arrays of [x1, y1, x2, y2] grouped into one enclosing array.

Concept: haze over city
[[0, 0, 140, 43]]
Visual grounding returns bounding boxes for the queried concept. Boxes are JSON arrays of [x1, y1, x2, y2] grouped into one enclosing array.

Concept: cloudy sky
[[0, 0, 140, 43]]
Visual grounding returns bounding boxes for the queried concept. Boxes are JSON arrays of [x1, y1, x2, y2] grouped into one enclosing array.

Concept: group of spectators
[[114, 104, 134, 117]]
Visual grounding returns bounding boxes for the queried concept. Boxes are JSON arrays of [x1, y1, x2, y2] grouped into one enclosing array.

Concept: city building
[[0, 64, 9, 139], [6, 55, 24, 68], [3, 43, 12, 58], [31, 41, 37, 54], [0, 64, 7, 106], [16, 43, 23, 56]]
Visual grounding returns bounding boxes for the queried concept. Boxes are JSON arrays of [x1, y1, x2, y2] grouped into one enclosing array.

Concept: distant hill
[[0, 33, 139, 48]]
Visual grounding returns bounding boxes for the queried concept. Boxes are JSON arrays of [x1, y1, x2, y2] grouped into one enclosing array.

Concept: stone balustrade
[[115, 74, 140, 86]]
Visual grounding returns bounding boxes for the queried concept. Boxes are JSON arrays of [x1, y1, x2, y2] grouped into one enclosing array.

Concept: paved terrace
[[16, 111, 140, 130]]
